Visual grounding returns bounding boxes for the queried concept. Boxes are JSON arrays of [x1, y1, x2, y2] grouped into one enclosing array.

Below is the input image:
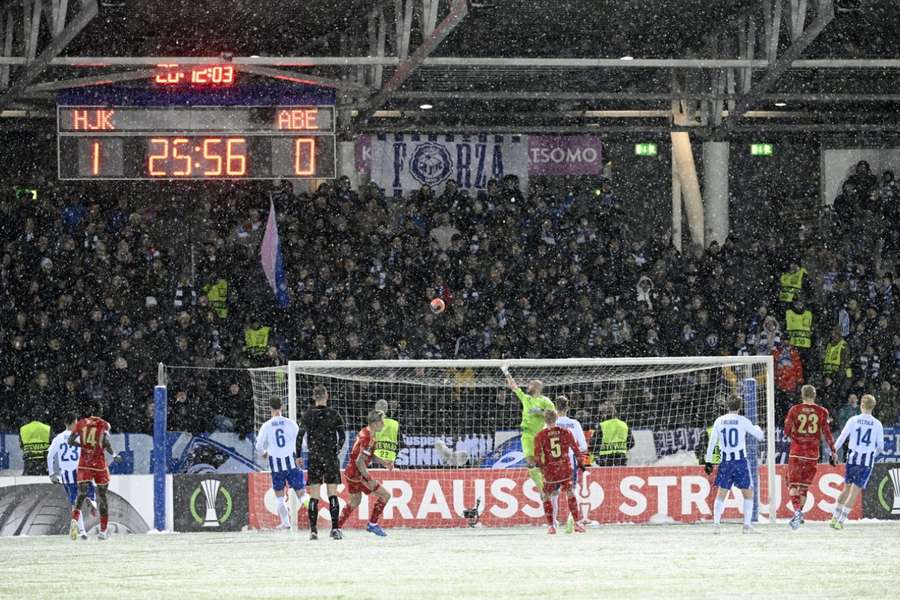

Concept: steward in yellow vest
[[785, 300, 813, 349], [779, 263, 807, 303], [591, 405, 631, 467], [244, 321, 271, 358], [20, 419, 50, 476], [372, 399, 400, 466], [823, 329, 852, 379], [203, 278, 229, 319]]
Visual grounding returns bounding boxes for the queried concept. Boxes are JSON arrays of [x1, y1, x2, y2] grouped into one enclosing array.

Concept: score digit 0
[[294, 138, 315, 176]]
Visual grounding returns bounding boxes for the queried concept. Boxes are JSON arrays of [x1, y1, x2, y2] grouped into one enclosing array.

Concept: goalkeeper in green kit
[[502, 364, 555, 488]]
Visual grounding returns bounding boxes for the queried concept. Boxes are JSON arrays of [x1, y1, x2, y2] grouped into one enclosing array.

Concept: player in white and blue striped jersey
[[255, 397, 304, 530], [48, 413, 97, 539], [704, 395, 764, 534], [830, 394, 884, 530]]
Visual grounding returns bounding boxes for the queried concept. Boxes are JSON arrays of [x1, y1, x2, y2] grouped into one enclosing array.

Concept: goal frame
[[287, 356, 777, 525]]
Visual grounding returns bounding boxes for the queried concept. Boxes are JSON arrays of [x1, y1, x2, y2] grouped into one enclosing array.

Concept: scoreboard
[[57, 105, 336, 180]]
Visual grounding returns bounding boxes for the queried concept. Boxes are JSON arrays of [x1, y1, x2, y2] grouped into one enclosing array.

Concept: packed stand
[[1, 163, 899, 436]]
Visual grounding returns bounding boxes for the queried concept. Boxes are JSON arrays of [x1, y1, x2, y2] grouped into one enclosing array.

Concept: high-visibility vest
[[244, 326, 271, 356], [785, 309, 813, 348], [374, 418, 400, 463], [706, 426, 721, 465], [203, 279, 229, 319], [598, 419, 629, 456], [779, 268, 807, 302], [824, 339, 853, 378], [19, 421, 50, 462]]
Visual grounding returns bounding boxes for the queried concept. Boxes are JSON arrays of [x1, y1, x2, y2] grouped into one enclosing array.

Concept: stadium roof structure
[[1, 0, 900, 135]]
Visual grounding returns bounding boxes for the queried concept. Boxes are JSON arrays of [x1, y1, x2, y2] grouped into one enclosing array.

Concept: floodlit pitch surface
[[1, 522, 898, 599]]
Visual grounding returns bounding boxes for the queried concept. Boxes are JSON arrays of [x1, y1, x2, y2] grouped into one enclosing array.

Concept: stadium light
[[620, 56, 634, 61], [419, 103, 434, 110], [774, 101, 787, 107]]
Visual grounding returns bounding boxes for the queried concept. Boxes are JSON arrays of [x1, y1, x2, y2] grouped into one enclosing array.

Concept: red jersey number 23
[[796, 413, 819, 435]]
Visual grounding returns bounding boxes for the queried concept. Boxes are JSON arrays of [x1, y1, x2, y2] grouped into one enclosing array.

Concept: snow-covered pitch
[[2, 522, 898, 599]]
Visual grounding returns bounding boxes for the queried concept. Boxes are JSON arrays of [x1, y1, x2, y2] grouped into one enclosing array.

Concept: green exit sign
[[635, 143, 658, 156], [750, 143, 774, 156]]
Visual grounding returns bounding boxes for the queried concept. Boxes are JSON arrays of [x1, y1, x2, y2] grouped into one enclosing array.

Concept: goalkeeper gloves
[[704, 462, 714, 475], [112, 454, 124, 464]]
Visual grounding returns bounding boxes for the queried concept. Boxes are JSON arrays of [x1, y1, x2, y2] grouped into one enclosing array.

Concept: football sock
[[328, 496, 340, 529], [100, 515, 108, 532], [528, 467, 544, 489], [713, 498, 725, 525], [71, 509, 81, 522], [307, 498, 319, 532], [369, 498, 386, 525], [838, 506, 850, 524], [567, 495, 579, 518], [742, 499, 753, 527], [277, 496, 290, 524], [77, 513, 85, 533], [832, 503, 844, 518], [551, 495, 559, 525], [789, 490, 803, 512], [338, 504, 352, 528], [542, 499, 554, 526]]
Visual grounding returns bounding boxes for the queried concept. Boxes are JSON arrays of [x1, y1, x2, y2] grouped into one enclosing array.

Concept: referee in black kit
[[299, 385, 346, 540]]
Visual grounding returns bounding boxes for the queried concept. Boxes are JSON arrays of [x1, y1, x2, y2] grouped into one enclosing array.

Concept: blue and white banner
[[368, 133, 529, 197]]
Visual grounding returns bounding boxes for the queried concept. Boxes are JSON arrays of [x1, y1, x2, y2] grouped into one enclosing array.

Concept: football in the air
[[430, 298, 446, 314]]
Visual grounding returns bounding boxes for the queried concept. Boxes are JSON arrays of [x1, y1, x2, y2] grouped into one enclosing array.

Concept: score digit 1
[[90, 140, 101, 175], [294, 138, 315, 176]]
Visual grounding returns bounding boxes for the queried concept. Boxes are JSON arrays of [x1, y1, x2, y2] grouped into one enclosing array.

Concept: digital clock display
[[154, 64, 236, 86], [57, 105, 336, 180]]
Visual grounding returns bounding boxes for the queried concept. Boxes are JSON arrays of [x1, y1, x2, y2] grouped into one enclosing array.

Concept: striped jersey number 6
[[797, 413, 819, 434]]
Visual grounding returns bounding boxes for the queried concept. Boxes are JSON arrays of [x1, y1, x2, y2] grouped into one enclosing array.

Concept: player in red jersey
[[534, 410, 586, 534], [784, 384, 835, 530], [337, 410, 391, 537], [67, 405, 121, 540]]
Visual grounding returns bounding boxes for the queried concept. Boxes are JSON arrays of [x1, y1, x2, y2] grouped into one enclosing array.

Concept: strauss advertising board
[[245, 465, 855, 529]]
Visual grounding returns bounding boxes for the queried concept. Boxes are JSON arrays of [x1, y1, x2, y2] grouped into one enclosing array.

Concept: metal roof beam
[[725, 0, 835, 127], [4, 56, 900, 68], [390, 90, 900, 102], [0, 0, 96, 109], [356, 0, 468, 124]]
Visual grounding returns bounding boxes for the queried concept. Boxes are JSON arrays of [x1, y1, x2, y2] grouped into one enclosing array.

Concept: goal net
[[246, 357, 775, 529]]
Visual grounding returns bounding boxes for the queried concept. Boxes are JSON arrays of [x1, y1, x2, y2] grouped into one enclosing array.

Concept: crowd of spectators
[[2, 161, 899, 437]]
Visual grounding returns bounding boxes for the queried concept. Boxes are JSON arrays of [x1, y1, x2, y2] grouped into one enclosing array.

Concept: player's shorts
[[542, 478, 574, 496], [307, 456, 342, 485], [271, 467, 304, 491], [844, 463, 873, 489], [77, 467, 110, 486], [63, 481, 96, 505], [521, 432, 536, 459], [787, 456, 818, 487], [344, 475, 381, 495], [714, 458, 752, 490]]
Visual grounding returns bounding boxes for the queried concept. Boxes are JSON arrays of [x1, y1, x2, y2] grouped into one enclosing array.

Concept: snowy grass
[[1, 521, 898, 599]]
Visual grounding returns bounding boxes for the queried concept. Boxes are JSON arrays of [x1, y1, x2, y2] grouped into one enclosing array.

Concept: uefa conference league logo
[[877, 467, 900, 516], [190, 479, 233, 527]]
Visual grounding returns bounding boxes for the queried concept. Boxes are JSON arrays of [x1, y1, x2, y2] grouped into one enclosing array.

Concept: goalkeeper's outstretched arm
[[501, 363, 519, 391]]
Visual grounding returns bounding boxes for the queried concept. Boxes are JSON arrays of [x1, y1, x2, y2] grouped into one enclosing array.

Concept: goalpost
[[247, 356, 776, 528]]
